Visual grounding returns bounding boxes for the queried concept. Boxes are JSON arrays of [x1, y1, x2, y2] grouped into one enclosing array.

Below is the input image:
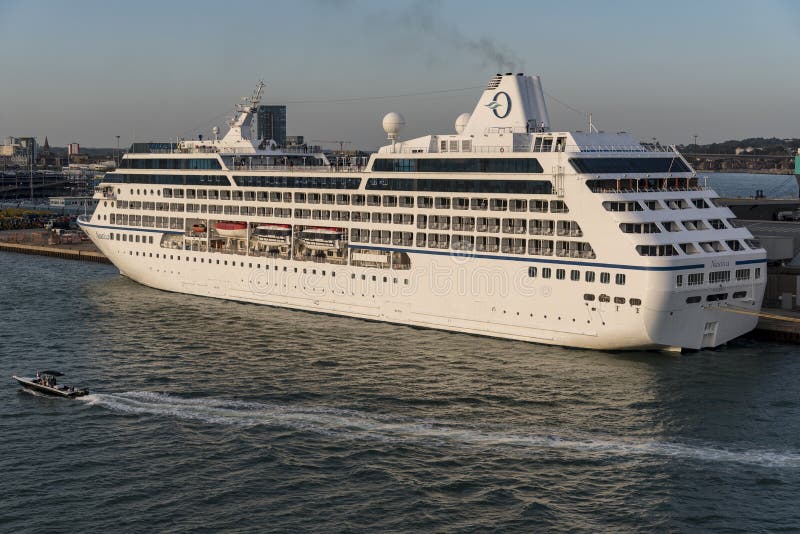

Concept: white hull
[[80, 221, 763, 351]]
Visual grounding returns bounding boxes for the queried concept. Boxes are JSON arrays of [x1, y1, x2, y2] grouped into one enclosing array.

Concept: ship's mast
[[223, 80, 265, 143]]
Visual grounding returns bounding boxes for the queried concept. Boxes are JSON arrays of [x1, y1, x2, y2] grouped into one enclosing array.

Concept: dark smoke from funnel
[[319, 0, 522, 72], [394, 0, 522, 72]]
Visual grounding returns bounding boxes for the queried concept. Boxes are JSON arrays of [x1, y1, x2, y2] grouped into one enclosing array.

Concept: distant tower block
[[455, 113, 471, 134], [382, 112, 405, 152]]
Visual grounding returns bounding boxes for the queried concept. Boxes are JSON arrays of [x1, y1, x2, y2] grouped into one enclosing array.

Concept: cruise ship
[[79, 74, 767, 350]]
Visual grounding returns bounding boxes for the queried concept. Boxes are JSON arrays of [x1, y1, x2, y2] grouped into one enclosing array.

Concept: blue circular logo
[[488, 91, 512, 119]]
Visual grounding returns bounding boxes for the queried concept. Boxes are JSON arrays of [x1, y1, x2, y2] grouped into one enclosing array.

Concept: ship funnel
[[459, 73, 552, 135]]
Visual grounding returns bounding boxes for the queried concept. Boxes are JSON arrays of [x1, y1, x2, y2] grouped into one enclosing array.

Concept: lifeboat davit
[[253, 224, 292, 244], [299, 227, 345, 251], [215, 221, 248, 238]]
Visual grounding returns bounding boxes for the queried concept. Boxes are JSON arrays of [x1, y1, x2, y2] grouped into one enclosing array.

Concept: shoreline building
[[0, 136, 37, 166], [256, 105, 286, 146]]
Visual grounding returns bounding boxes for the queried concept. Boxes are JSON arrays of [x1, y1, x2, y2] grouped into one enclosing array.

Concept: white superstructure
[[79, 74, 767, 350]]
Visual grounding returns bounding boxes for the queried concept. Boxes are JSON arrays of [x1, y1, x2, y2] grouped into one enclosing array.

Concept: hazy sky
[[1, 0, 798, 150]]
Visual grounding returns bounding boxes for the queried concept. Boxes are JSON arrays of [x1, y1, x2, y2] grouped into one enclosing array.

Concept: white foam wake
[[81, 392, 800, 468]]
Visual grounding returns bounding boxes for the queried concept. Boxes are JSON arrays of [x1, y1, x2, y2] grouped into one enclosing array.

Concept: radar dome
[[382, 112, 405, 137], [454, 113, 471, 134]]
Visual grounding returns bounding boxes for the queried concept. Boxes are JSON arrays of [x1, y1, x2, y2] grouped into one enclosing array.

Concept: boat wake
[[81, 392, 800, 468]]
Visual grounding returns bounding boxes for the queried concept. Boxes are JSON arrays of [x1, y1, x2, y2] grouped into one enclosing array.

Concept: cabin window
[[435, 197, 451, 209], [490, 198, 508, 211]]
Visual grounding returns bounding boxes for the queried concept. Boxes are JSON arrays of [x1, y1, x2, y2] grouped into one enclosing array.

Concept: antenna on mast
[[250, 80, 264, 108], [588, 112, 598, 133]]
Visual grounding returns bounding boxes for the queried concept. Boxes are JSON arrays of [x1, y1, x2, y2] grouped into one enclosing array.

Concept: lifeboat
[[192, 223, 207, 234], [299, 227, 345, 252], [215, 221, 247, 238], [253, 224, 292, 245]]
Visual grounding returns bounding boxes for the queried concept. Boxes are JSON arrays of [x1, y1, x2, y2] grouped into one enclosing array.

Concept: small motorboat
[[12, 371, 89, 398]]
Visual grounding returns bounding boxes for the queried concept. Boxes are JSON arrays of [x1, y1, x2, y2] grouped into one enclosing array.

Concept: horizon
[[1, 0, 798, 150]]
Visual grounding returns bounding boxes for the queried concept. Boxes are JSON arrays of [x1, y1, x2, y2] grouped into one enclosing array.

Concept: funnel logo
[[486, 91, 511, 119]]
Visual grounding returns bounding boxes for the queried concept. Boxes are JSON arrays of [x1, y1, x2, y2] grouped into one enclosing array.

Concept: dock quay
[[0, 241, 110, 264], [0, 229, 110, 264], [746, 307, 800, 344]]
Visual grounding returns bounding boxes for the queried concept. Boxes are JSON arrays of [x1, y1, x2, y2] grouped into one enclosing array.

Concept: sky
[[0, 0, 798, 150]]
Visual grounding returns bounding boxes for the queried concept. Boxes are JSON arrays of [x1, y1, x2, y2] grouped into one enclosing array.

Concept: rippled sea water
[[2, 255, 799, 532], [2, 176, 800, 531]]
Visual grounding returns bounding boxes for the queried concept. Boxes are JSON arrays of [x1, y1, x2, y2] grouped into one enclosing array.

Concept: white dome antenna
[[455, 112, 471, 134], [382, 112, 405, 152]]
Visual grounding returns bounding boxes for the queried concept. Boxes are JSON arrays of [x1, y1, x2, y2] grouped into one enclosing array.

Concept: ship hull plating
[[81, 223, 764, 351]]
